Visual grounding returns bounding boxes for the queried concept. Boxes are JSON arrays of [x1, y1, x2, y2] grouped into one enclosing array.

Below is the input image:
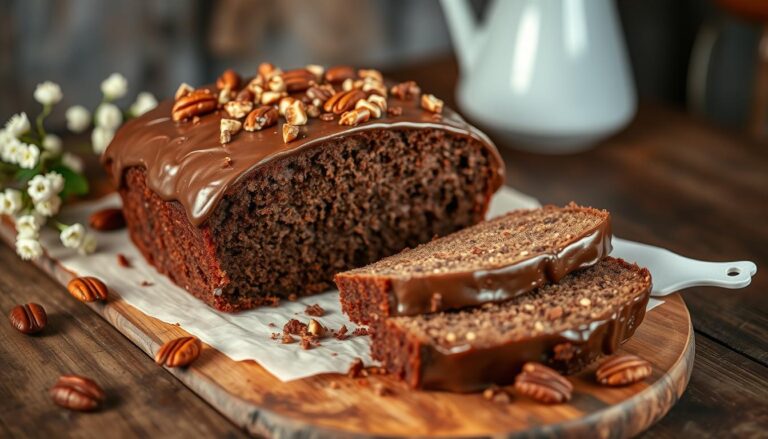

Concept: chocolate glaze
[[389, 218, 613, 316], [103, 87, 505, 226], [389, 262, 652, 392]]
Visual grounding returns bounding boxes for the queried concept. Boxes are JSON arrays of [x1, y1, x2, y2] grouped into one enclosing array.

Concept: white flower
[[33, 81, 63, 106], [45, 171, 65, 194], [101, 73, 128, 100], [78, 233, 97, 255], [60, 223, 85, 249], [1, 136, 22, 164], [27, 174, 54, 202], [17, 143, 40, 169], [35, 195, 61, 217], [16, 237, 43, 260], [42, 134, 62, 154], [0, 188, 23, 215], [91, 126, 115, 154], [95, 103, 123, 130], [15, 214, 42, 238], [66, 105, 91, 133], [62, 152, 84, 173], [129, 92, 158, 116], [5, 113, 30, 138]]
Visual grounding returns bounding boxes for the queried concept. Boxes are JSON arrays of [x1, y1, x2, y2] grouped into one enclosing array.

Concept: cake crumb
[[347, 358, 364, 378], [140, 281, 154, 287], [281, 333, 295, 344], [305, 304, 325, 317], [352, 327, 370, 337], [334, 325, 349, 340], [117, 253, 131, 268], [288, 293, 298, 302], [284, 319, 308, 336]]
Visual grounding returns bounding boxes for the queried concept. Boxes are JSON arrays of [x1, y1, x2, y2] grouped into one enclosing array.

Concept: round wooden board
[[120, 294, 694, 438]]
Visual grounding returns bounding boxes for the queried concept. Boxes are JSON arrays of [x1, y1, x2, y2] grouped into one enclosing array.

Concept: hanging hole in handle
[[727, 267, 741, 277]]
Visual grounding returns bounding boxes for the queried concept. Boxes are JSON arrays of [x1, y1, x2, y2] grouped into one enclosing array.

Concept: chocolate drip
[[102, 89, 504, 226]]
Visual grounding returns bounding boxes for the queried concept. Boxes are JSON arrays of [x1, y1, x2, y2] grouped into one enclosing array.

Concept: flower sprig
[[0, 73, 157, 261]]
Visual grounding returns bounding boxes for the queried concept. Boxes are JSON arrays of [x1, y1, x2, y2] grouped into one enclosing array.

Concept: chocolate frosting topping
[[390, 220, 613, 316], [103, 87, 504, 226]]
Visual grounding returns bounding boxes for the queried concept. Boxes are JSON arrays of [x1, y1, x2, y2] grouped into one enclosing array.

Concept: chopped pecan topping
[[172, 89, 217, 122], [305, 64, 325, 81], [420, 93, 444, 113], [319, 112, 335, 121], [355, 98, 382, 118], [220, 118, 242, 144], [358, 68, 383, 83], [224, 100, 253, 119], [261, 90, 286, 105], [278, 97, 297, 116], [244, 106, 278, 132], [306, 84, 335, 106], [175, 82, 194, 100], [339, 108, 370, 126], [268, 74, 286, 92], [514, 362, 573, 404], [390, 81, 421, 100], [235, 88, 255, 103], [306, 104, 321, 118], [281, 68, 314, 92], [285, 100, 308, 125], [216, 69, 241, 91], [596, 354, 652, 386], [325, 65, 356, 84], [324, 89, 366, 114], [282, 123, 300, 143], [387, 106, 403, 117], [258, 62, 281, 79]]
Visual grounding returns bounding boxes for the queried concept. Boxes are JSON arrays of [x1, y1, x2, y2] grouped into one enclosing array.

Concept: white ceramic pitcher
[[440, 0, 637, 153]]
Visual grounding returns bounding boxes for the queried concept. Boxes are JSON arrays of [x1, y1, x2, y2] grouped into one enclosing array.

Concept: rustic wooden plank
[[0, 243, 246, 439]]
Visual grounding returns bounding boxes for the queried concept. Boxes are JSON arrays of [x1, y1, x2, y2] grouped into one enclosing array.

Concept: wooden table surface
[[1, 58, 766, 438]]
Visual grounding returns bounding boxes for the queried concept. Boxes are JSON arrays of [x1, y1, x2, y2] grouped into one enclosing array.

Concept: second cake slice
[[336, 203, 612, 323]]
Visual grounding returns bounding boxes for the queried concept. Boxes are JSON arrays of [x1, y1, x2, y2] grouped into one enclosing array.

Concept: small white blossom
[[91, 126, 115, 154], [62, 152, 84, 173], [101, 73, 128, 100], [66, 105, 91, 133], [5, 113, 30, 138], [0, 188, 23, 215], [129, 92, 158, 116], [17, 143, 40, 169], [60, 223, 85, 249], [16, 237, 43, 260], [35, 194, 61, 217], [1, 136, 21, 164], [78, 233, 97, 255], [33, 81, 63, 106], [15, 214, 42, 239], [27, 174, 54, 202], [42, 134, 62, 154], [45, 171, 65, 194], [95, 103, 123, 130]]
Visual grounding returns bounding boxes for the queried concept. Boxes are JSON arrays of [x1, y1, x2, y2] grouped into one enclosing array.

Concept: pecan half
[[282, 123, 300, 143], [172, 89, 217, 122], [155, 336, 201, 368], [50, 375, 105, 412], [244, 106, 278, 132], [258, 62, 281, 79], [339, 108, 371, 126], [89, 207, 125, 231], [216, 69, 241, 91], [8, 303, 47, 334], [67, 276, 108, 302], [306, 84, 335, 106], [596, 354, 652, 386], [174, 82, 194, 100], [324, 89, 366, 114], [355, 99, 382, 118], [281, 68, 314, 92], [325, 65, 356, 84], [420, 93, 444, 113], [390, 81, 421, 100], [358, 68, 383, 83], [514, 362, 573, 404]]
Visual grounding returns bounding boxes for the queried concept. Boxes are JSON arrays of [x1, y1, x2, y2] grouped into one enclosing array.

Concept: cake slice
[[371, 257, 652, 392], [336, 204, 612, 322]]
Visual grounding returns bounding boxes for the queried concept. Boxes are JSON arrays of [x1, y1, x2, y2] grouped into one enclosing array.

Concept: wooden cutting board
[[0, 224, 693, 438]]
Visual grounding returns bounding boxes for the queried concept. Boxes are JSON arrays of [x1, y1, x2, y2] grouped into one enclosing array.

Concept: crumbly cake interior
[[342, 205, 608, 278], [390, 258, 651, 349], [207, 128, 498, 306]]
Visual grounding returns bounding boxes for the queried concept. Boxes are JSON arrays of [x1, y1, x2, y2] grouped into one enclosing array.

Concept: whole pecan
[[8, 303, 47, 334], [172, 89, 217, 122], [596, 354, 652, 386], [235, 88, 255, 103], [216, 69, 241, 91], [390, 81, 421, 100], [50, 375, 106, 412], [89, 207, 125, 231], [306, 84, 335, 106], [281, 68, 314, 92], [514, 362, 573, 404], [244, 106, 278, 132], [67, 276, 108, 302], [325, 65, 356, 84], [339, 108, 371, 126], [155, 336, 201, 367], [323, 89, 366, 114]]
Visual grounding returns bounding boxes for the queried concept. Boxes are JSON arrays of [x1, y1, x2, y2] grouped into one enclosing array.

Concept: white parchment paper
[[44, 187, 661, 382]]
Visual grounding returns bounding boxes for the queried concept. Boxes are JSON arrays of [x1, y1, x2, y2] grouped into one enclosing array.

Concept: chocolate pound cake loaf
[[103, 64, 504, 311], [336, 204, 612, 323], [372, 258, 651, 392]]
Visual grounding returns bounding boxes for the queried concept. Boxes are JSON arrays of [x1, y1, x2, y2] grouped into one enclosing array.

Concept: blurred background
[[1, 0, 767, 139]]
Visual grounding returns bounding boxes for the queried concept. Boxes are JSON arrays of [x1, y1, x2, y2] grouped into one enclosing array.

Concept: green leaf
[[14, 166, 41, 184], [51, 165, 89, 198]]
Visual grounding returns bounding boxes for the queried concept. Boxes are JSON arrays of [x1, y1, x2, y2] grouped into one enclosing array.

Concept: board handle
[[610, 238, 757, 297]]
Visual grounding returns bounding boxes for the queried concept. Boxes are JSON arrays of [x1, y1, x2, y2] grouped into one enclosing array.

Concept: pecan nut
[[282, 123, 300, 143], [216, 69, 241, 91], [224, 100, 253, 119], [339, 108, 371, 126], [421, 93, 444, 113], [244, 106, 278, 132], [306, 84, 335, 106], [514, 362, 573, 404], [325, 65, 356, 84], [596, 354, 652, 386], [284, 100, 308, 125], [155, 336, 201, 367], [50, 375, 106, 412], [89, 207, 125, 231], [324, 89, 366, 114], [172, 89, 217, 122], [258, 62, 281, 80], [390, 81, 421, 100], [220, 119, 242, 144], [67, 276, 108, 302], [281, 68, 314, 92], [8, 303, 47, 334]]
